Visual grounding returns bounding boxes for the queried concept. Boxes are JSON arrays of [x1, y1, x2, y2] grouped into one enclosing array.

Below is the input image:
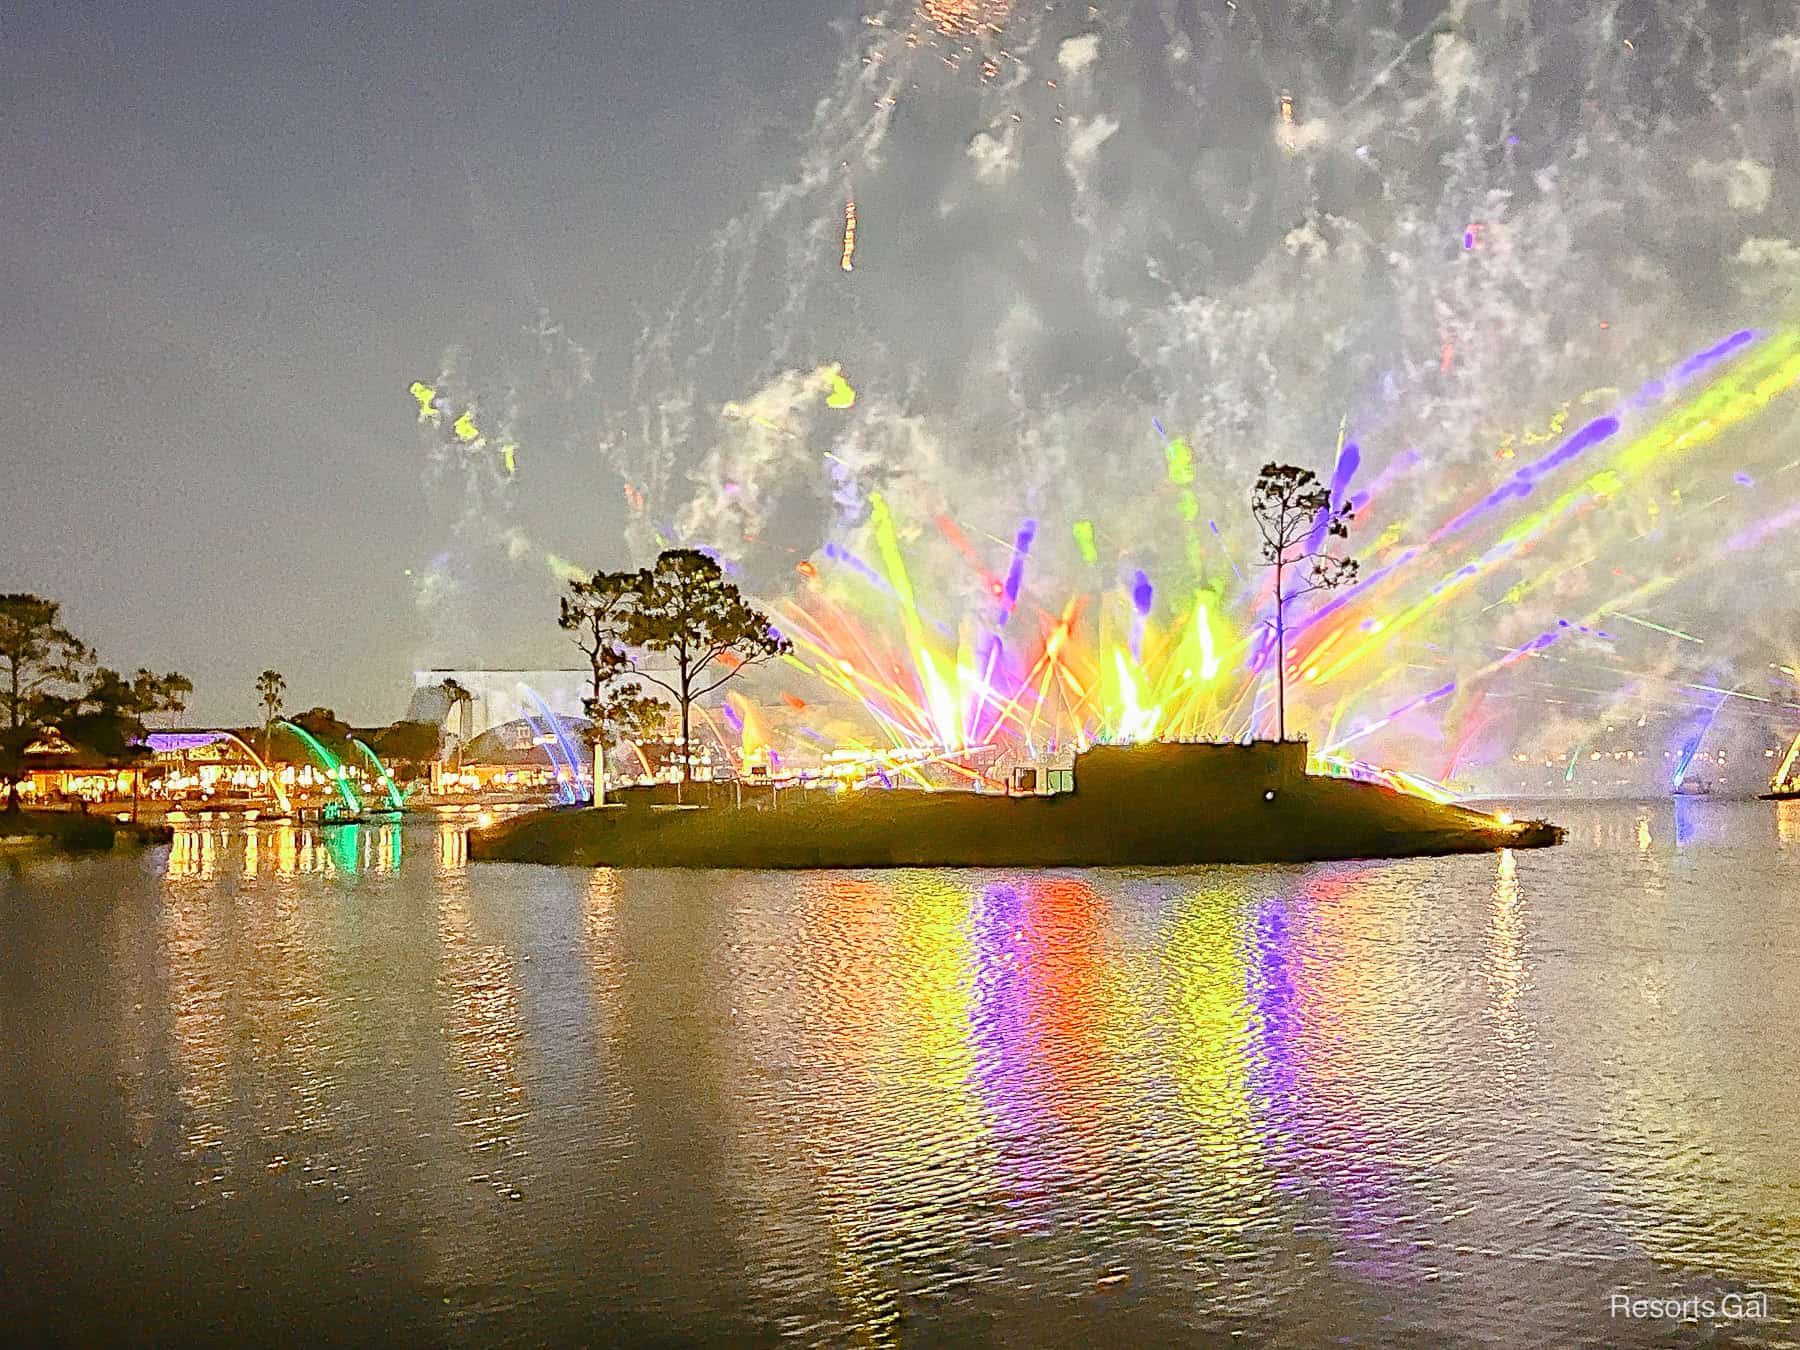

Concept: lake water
[[3, 800, 1797, 1346]]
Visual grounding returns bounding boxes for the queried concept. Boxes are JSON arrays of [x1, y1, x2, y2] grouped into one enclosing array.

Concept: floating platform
[[469, 741, 1563, 869]]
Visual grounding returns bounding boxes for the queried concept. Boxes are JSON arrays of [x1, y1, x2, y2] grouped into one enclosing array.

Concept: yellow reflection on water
[[1487, 851, 1524, 1019], [1160, 883, 1272, 1250], [162, 836, 237, 1194], [1485, 851, 1530, 1080], [583, 869, 627, 1087], [778, 873, 985, 1345], [161, 824, 342, 1198], [168, 827, 226, 880], [1165, 886, 1259, 1161], [1777, 800, 1800, 849], [240, 861, 333, 1188], [894, 877, 981, 1090], [436, 881, 526, 1202], [438, 818, 468, 870]]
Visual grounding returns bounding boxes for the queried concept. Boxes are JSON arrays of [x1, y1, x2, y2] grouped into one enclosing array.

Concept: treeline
[[0, 594, 189, 810]]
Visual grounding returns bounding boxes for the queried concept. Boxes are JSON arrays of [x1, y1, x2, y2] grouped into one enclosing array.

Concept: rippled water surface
[[3, 801, 1798, 1346]]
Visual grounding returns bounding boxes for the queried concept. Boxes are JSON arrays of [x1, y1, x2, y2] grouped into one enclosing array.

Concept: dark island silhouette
[[469, 740, 1562, 869]]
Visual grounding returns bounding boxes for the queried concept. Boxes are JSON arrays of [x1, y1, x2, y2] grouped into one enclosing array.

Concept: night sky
[[2, 0, 832, 721], [5, 1, 1798, 776]]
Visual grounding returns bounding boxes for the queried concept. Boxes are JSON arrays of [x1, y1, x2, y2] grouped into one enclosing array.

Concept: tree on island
[[255, 669, 286, 759], [560, 570, 666, 805], [1251, 463, 1358, 742], [0, 593, 189, 810], [583, 681, 667, 805], [622, 550, 791, 791], [438, 678, 474, 769]]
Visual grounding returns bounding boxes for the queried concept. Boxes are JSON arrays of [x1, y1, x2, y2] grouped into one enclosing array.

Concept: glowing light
[[279, 721, 362, 816], [729, 324, 1800, 802], [999, 520, 1037, 623], [452, 410, 481, 444], [1130, 572, 1153, 617], [1164, 437, 1195, 485], [145, 730, 292, 815], [348, 736, 407, 812], [1072, 519, 1097, 564], [521, 684, 585, 804], [825, 366, 857, 409], [920, 0, 1011, 36], [409, 381, 441, 424], [1773, 731, 1800, 792], [1607, 612, 1703, 643]]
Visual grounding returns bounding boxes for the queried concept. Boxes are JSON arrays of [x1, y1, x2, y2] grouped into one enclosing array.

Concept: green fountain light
[[278, 720, 363, 816], [348, 736, 406, 812]]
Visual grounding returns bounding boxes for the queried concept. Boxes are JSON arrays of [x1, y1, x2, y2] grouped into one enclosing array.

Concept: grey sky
[[5, 0, 1799, 777], [2, 0, 832, 722]]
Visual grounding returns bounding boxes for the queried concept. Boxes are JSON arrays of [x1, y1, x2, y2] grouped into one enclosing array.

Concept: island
[[468, 740, 1562, 869]]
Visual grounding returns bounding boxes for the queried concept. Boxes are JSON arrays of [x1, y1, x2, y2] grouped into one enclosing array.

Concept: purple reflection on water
[[1245, 889, 1426, 1284], [969, 883, 1061, 1217]]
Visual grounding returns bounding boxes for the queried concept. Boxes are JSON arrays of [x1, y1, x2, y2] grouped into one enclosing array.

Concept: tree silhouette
[[1251, 463, 1358, 742], [255, 669, 286, 760], [0, 594, 188, 810], [560, 569, 665, 804], [0, 594, 90, 810], [52, 668, 191, 765], [372, 719, 442, 768], [439, 679, 474, 768], [290, 706, 352, 750], [623, 550, 791, 790]]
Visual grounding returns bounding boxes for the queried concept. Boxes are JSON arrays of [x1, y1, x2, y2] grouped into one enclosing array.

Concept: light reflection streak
[[969, 879, 1113, 1212], [162, 852, 232, 1196], [241, 853, 335, 1193], [435, 880, 528, 1203], [582, 868, 629, 1116], [1245, 883, 1427, 1283], [1484, 851, 1529, 1080], [1162, 885, 1272, 1248], [781, 874, 984, 1340], [1776, 800, 1799, 849]]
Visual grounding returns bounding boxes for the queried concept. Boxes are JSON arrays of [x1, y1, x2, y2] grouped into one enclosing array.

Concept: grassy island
[[469, 741, 1561, 869]]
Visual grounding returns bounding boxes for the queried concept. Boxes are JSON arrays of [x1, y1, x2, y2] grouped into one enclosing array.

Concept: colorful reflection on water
[[2, 805, 1796, 1344], [167, 820, 412, 880]]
